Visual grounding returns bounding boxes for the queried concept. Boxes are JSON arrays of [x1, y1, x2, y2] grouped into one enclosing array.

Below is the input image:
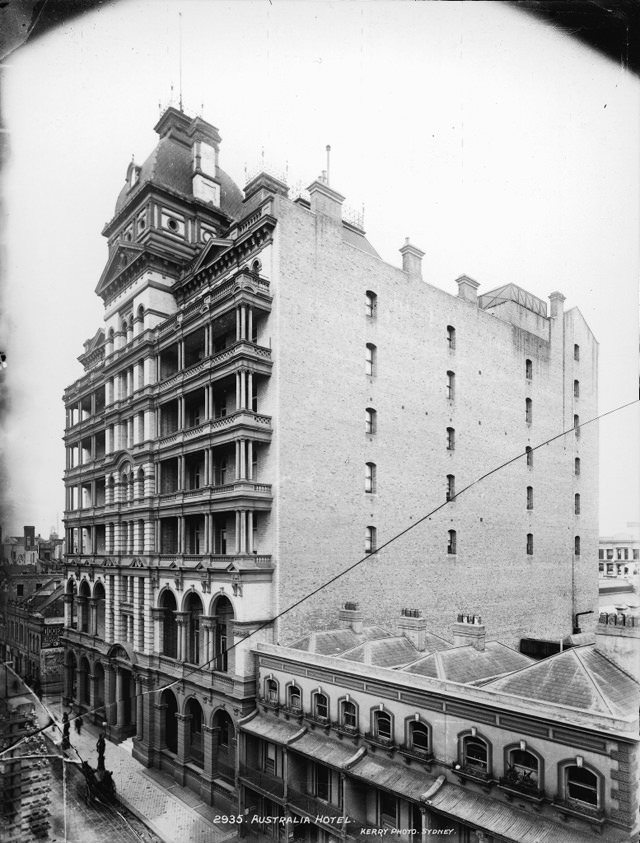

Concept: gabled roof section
[[341, 635, 421, 668], [186, 236, 234, 278], [479, 283, 548, 317], [289, 626, 391, 656], [400, 641, 535, 684], [81, 328, 105, 355], [484, 645, 640, 717], [95, 242, 146, 297]]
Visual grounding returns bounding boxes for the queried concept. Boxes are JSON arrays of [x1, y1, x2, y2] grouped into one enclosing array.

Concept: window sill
[[398, 746, 433, 765], [498, 779, 544, 803], [364, 734, 396, 754], [452, 765, 494, 790], [552, 799, 604, 825]]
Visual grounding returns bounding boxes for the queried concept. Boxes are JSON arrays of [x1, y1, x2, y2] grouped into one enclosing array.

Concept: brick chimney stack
[[455, 275, 480, 304], [452, 614, 486, 651], [397, 608, 427, 651], [338, 602, 363, 634], [399, 239, 425, 281]]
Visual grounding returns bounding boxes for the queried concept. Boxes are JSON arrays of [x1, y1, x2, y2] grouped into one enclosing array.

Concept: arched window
[[265, 678, 279, 704], [574, 379, 580, 398], [408, 720, 430, 755], [574, 343, 580, 361], [446, 370, 455, 400], [365, 290, 377, 318], [365, 407, 377, 435], [287, 684, 302, 713], [186, 698, 203, 766], [160, 591, 178, 659], [185, 592, 203, 665], [365, 525, 377, 554], [575, 536, 581, 556], [161, 689, 178, 753], [461, 734, 489, 775], [574, 493, 581, 515], [525, 398, 532, 423], [340, 699, 358, 732], [575, 457, 581, 475], [365, 462, 377, 494], [365, 343, 377, 376], [446, 475, 455, 501], [373, 709, 393, 743], [526, 446, 533, 467], [447, 325, 456, 350], [313, 692, 329, 722], [525, 359, 532, 379], [564, 764, 599, 807], [505, 747, 540, 790], [446, 427, 455, 451], [574, 414, 580, 437], [526, 486, 533, 510], [526, 533, 534, 555], [212, 595, 234, 673], [447, 530, 457, 555]]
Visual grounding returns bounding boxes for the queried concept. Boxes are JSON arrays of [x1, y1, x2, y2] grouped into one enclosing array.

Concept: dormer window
[[129, 165, 140, 189]]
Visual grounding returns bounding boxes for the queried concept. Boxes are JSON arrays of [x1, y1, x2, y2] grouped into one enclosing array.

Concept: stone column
[[135, 676, 143, 740], [88, 671, 96, 712], [247, 440, 254, 480], [115, 668, 125, 728], [104, 665, 116, 726], [89, 598, 99, 636], [151, 607, 163, 655], [175, 712, 190, 775], [175, 612, 188, 662], [64, 593, 73, 628]]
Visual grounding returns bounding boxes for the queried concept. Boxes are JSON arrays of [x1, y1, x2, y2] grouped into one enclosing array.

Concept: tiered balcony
[[158, 409, 272, 449], [238, 763, 285, 801], [158, 341, 272, 398]]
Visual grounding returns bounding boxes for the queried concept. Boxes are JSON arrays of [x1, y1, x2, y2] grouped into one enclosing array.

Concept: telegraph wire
[[1, 396, 638, 759]]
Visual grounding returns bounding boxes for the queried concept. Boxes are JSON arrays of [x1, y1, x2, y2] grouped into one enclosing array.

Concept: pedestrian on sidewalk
[[75, 714, 84, 735]]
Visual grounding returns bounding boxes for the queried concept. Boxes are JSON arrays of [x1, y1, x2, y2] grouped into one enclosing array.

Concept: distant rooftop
[[479, 283, 548, 317]]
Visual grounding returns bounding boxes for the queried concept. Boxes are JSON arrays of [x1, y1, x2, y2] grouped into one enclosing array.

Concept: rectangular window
[[446, 427, 455, 450], [365, 462, 377, 494], [365, 343, 377, 377], [315, 764, 331, 802], [365, 526, 377, 554], [379, 792, 397, 827], [574, 379, 580, 398], [526, 447, 533, 467], [446, 475, 455, 502], [526, 534, 534, 555], [446, 371, 455, 400], [525, 398, 532, 424], [264, 742, 276, 775], [526, 487, 533, 510]]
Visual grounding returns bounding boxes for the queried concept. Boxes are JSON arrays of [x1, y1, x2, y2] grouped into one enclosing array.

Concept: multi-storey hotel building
[[61, 107, 598, 805]]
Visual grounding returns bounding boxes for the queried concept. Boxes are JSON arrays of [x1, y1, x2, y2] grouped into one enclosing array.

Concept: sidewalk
[[45, 702, 239, 843]]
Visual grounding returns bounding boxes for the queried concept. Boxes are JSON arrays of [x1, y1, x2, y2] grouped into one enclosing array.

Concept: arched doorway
[[93, 581, 106, 638], [160, 591, 178, 658], [161, 689, 178, 753], [65, 650, 77, 703], [78, 580, 91, 633], [79, 656, 91, 706], [211, 595, 234, 673], [186, 698, 204, 766], [212, 708, 235, 782]]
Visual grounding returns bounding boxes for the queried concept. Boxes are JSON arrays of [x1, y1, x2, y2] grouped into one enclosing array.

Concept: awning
[[287, 730, 363, 769], [348, 755, 436, 801], [427, 782, 611, 843], [239, 714, 304, 744]]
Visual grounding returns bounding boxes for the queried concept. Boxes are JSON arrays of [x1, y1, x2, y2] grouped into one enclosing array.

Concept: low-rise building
[[237, 605, 639, 843]]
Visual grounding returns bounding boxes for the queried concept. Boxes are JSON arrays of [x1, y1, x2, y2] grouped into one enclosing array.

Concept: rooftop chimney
[[452, 614, 486, 651], [455, 275, 480, 303], [307, 179, 345, 221], [549, 291, 566, 318], [595, 610, 640, 683], [397, 608, 427, 651], [338, 601, 363, 634], [399, 239, 425, 281]]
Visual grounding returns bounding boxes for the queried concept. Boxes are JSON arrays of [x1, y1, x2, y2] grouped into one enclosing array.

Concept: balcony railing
[[239, 764, 285, 799], [158, 410, 272, 448], [287, 789, 345, 821]]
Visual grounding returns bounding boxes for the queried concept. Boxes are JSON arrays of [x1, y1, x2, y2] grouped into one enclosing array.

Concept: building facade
[[238, 606, 639, 843], [61, 107, 598, 804]]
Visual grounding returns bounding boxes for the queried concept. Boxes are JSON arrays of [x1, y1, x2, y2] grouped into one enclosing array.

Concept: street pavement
[[44, 701, 239, 843]]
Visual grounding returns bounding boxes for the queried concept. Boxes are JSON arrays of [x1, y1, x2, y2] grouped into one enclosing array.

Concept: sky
[[1, 0, 638, 539]]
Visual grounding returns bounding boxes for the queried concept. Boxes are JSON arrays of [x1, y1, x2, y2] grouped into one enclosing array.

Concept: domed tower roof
[[112, 107, 243, 223]]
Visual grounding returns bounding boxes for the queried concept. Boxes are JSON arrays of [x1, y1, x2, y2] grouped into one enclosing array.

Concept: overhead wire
[[1, 396, 637, 761]]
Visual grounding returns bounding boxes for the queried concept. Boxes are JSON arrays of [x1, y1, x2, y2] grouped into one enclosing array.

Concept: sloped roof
[[340, 636, 422, 668], [289, 626, 391, 656], [484, 646, 640, 717], [400, 641, 534, 684], [114, 135, 243, 221], [341, 225, 379, 258]]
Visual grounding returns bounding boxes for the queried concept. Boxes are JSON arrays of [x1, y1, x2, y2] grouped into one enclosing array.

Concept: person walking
[[75, 714, 84, 735]]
